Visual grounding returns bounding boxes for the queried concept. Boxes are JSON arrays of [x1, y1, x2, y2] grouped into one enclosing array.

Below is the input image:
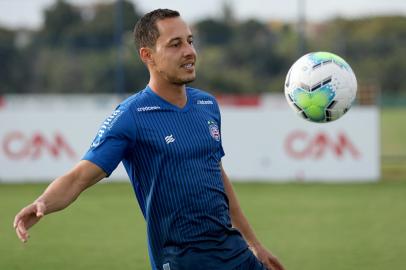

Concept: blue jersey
[[83, 86, 250, 269]]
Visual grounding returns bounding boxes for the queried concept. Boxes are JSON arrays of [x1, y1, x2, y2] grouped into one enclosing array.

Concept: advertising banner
[[0, 95, 379, 182]]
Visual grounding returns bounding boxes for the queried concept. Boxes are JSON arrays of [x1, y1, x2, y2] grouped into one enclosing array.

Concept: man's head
[[134, 9, 196, 86], [134, 9, 180, 51]]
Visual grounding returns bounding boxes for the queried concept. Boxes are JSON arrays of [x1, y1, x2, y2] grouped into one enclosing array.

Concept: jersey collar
[[145, 85, 193, 113]]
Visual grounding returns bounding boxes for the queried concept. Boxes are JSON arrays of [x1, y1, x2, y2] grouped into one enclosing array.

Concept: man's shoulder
[[187, 87, 218, 104], [119, 88, 160, 112]]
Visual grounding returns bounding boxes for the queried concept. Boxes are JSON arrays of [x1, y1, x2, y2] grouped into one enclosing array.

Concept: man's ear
[[139, 47, 154, 65]]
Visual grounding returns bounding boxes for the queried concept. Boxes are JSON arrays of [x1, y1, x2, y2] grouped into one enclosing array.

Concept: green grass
[[381, 108, 406, 180], [0, 182, 149, 270], [381, 108, 406, 157], [1, 181, 406, 270], [1, 108, 405, 270]]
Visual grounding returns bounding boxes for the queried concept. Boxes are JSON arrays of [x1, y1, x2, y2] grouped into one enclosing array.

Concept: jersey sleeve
[[82, 103, 136, 176]]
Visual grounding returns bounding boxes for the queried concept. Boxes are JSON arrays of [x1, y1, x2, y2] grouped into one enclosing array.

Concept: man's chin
[[173, 76, 196, 86]]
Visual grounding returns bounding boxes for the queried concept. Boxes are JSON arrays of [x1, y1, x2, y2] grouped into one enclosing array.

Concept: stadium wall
[[0, 94, 380, 182]]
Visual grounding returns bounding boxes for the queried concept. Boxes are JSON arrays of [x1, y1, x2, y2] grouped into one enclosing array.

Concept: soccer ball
[[284, 51, 357, 123]]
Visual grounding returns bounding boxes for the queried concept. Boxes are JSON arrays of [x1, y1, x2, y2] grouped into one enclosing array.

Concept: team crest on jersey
[[208, 120, 220, 141]]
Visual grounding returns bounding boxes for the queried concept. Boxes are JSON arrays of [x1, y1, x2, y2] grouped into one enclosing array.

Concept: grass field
[[1, 108, 405, 270], [381, 108, 406, 180]]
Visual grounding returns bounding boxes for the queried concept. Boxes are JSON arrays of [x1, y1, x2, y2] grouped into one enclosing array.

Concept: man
[[14, 9, 284, 270]]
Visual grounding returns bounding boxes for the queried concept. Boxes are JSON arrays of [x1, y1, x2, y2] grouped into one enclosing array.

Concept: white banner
[[221, 107, 380, 182], [0, 95, 380, 182]]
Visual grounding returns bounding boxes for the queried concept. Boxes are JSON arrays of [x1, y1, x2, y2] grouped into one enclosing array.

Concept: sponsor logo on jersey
[[197, 99, 214, 105], [208, 120, 220, 141], [137, 106, 161, 112]]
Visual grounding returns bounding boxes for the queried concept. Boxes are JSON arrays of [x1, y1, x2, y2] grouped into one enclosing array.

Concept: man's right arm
[[13, 160, 106, 242]]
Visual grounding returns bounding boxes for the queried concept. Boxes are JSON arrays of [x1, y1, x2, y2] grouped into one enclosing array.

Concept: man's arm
[[13, 160, 106, 243], [220, 164, 285, 270]]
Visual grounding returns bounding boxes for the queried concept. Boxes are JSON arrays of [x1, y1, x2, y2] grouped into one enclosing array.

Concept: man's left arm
[[220, 164, 285, 270]]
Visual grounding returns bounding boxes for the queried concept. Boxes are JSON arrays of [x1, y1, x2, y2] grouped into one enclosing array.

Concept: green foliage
[[0, 28, 17, 93], [39, 0, 82, 46], [37, 0, 140, 50], [2, 0, 146, 94], [22, 36, 147, 94], [0, 1, 405, 95], [308, 16, 406, 95], [63, 1, 140, 49], [193, 19, 288, 93], [0, 28, 33, 94], [194, 19, 233, 46]]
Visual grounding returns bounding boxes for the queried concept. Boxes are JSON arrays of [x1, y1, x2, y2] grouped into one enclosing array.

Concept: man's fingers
[[16, 227, 27, 243], [13, 205, 33, 228], [14, 202, 45, 243], [15, 227, 23, 242], [16, 221, 28, 242], [17, 221, 27, 236], [13, 214, 21, 229]]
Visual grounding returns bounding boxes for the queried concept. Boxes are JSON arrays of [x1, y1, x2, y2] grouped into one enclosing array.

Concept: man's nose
[[183, 43, 196, 58]]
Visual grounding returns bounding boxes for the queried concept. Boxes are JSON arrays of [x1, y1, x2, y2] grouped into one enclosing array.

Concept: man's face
[[149, 17, 197, 85]]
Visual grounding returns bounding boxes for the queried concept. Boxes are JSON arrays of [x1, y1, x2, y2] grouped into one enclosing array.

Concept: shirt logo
[[137, 106, 161, 112], [197, 99, 214, 105], [208, 120, 220, 141], [91, 109, 123, 148], [163, 263, 171, 270], [165, 134, 175, 144]]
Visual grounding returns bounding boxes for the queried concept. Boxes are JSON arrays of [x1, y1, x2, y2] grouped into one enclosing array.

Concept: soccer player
[[13, 9, 284, 270]]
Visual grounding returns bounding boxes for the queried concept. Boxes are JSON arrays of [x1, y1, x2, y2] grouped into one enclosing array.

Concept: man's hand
[[251, 243, 285, 270], [13, 201, 46, 243], [12, 161, 106, 243]]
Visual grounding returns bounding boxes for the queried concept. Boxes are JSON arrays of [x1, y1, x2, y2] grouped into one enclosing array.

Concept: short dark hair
[[134, 9, 180, 50]]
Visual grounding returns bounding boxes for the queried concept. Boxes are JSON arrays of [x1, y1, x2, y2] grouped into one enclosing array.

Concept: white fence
[[0, 94, 380, 182]]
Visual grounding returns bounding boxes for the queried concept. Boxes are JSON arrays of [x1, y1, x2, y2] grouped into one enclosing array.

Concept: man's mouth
[[181, 63, 195, 70]]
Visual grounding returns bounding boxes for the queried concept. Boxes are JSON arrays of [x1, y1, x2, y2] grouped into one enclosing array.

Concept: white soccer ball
[[284, 51, 357, 123]]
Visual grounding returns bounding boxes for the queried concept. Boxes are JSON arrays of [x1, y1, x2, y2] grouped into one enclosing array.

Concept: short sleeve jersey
[[83, 86, 248, 269]]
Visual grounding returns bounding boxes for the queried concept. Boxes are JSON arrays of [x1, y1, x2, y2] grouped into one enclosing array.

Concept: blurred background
[[0, 0, 405, 269]]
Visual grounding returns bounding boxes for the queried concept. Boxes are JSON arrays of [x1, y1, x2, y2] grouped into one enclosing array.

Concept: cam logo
[[285, 130, 361, 159], [2, 131, 76, 160], [208, 120, 220, 141]]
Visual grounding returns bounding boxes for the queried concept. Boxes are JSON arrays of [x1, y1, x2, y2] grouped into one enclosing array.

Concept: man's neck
[[148, 80, 187, 109]]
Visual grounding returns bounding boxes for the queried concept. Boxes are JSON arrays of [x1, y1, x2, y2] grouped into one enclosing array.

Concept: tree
[[194, 19, 233, 46], [0, 28, 17, 93], [40, 0, 82, 46], [65, 0, 141, 49]]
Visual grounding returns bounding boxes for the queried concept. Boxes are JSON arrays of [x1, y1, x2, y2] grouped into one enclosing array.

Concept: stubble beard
[[165, 72, 196, 86], [172, 77, 195, 86]]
